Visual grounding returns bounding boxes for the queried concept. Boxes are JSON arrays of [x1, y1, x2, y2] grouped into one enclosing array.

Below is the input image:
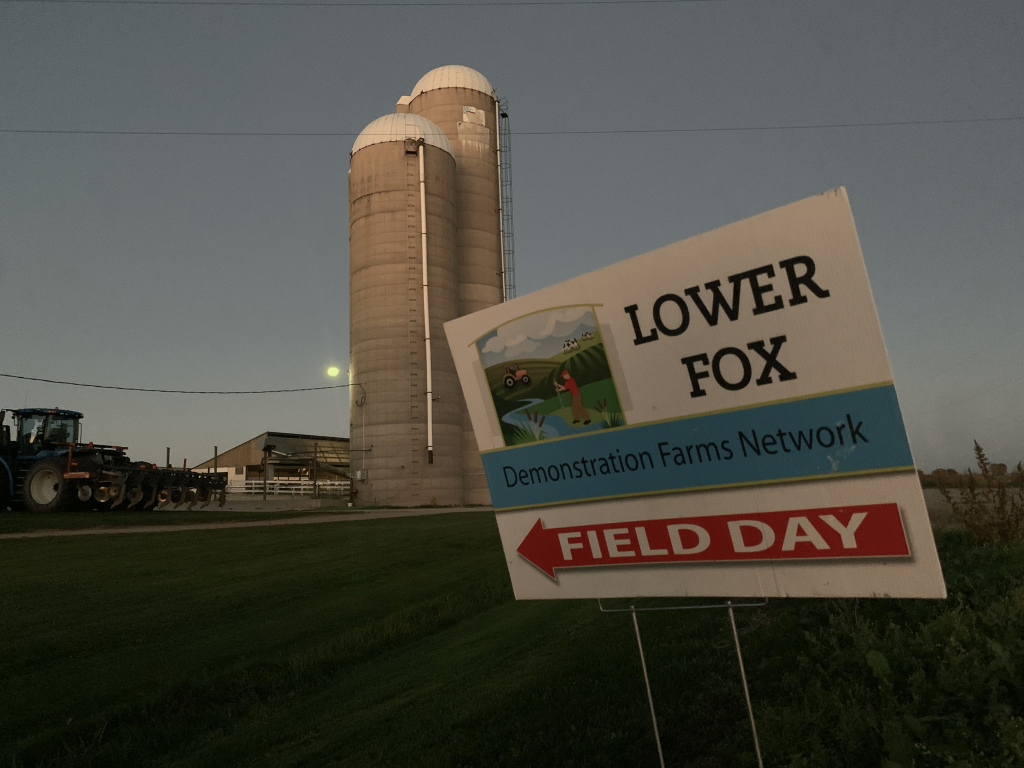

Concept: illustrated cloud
[[482, 306, 594, 359], [479, 307, 598, 366]]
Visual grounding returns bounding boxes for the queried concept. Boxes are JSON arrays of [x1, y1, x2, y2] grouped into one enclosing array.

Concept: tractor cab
[[9, 409, 83, 454]]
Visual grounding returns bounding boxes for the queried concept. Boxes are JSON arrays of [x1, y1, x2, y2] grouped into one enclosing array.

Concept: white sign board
[[445, 189, 946, 600]]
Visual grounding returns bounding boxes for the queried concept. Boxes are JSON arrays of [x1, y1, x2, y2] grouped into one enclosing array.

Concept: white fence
[[229, 479, 351, 497]]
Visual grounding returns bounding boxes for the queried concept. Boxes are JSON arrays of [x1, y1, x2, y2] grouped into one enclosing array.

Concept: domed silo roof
[[351, 113, 454, 156], [409, 65, 497, 100]]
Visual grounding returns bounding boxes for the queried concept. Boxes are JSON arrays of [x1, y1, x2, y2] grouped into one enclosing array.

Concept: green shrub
[[940, 442, 1024, 544], [757, 533, 1024, 768]]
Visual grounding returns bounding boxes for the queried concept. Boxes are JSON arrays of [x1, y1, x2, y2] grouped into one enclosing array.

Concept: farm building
[[193, 432, 350, 488]]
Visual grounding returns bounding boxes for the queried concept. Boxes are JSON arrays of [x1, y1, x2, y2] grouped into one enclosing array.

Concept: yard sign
[[445, 189, 946, 600]]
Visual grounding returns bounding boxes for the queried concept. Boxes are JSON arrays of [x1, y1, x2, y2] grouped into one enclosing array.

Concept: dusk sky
[[1, 0, 1020, 473]]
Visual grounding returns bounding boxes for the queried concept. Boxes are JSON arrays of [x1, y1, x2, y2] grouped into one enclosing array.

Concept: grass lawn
[[0, 507, 365, 536], [3, 512, 1023, 767]]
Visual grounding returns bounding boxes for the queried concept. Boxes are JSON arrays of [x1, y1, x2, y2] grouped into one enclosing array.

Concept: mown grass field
[[3, 512, 1023, 767], [0, 507, 358, 536]]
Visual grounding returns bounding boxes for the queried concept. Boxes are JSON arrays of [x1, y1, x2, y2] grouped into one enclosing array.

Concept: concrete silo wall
[[409, 87, 504, 506], [408, 88, 504, 315], [348, 141, 464, 506]]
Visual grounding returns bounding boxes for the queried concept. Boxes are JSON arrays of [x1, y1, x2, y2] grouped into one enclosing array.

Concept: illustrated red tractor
[[503, 364, 531, 389]]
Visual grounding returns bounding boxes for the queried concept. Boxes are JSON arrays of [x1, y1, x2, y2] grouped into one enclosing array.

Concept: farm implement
[[0, 408, 226, 513]]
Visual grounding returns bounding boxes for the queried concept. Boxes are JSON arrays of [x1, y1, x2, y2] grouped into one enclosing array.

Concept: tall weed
[[940, 442, 1024, 543]]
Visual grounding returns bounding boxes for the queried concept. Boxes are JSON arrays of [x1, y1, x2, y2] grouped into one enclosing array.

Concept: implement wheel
[[139, 484, 159, 511], [23, 459, 75, 513]]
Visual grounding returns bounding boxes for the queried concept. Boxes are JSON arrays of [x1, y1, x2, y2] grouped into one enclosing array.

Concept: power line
[[904, 371, 1024, 417], [1, 116, 1020, 138], [0, 373, 354, 394], [522, 116, 1024, 133], [2, 0, 720, 6], [904, 320, 1024, 403]]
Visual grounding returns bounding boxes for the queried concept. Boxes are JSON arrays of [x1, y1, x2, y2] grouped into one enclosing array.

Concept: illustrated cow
[[562, 338, 580, 352], [580, 331, 594, 340]]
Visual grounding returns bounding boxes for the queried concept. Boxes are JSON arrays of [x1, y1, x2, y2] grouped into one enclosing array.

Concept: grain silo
[[401, 66, 505, 506], [350, 66, 507, 507], [398, 66, 505, 316], [348, 113, 464, 506]]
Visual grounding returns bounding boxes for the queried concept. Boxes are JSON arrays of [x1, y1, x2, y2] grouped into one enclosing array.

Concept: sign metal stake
[[630, 605, 666, 768], [727, 600, 764, 768], [600, 598, 767, 768]]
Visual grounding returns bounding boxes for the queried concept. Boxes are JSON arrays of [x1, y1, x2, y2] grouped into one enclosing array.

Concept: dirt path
[[0, 507, 483, 540]]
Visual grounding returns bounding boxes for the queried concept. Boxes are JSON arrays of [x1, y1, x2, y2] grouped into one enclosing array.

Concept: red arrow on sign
[[516, 503, 910, 580]]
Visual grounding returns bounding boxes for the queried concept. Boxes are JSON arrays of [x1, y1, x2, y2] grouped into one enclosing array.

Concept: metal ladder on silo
[[498, 99, 516, 300]]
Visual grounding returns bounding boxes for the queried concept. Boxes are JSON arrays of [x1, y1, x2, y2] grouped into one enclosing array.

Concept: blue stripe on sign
[[482, 385, 913, 510]]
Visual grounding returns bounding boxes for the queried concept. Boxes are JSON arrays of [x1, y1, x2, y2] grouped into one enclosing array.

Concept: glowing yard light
[[327, 366, 340, 378]]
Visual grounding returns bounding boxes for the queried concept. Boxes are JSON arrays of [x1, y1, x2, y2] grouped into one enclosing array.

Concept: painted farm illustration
[[475, 306, 626, 446]]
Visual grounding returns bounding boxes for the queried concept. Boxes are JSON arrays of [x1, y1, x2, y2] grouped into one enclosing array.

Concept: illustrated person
[[554, 370, 590, 425]]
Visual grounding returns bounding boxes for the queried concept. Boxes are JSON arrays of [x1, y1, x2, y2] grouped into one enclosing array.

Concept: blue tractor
[[0, 408, 226, 513]]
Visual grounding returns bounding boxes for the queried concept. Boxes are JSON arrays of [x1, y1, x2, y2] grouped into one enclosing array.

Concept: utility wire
[[903, 319, 1024, 402], [2, 116, 1021, 137], [524, 116, 1024, 133], [2, 0, 721, 6], [904, 371, 1024, 417], [0, 373, 353, 394]]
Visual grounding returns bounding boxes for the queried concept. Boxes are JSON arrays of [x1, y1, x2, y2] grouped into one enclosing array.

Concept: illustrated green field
[[3, 513, 1024, 767], [483, 356, 561, 408], [484, 341, 623, 444]]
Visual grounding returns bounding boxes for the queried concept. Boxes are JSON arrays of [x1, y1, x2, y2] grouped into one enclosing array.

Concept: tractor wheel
[[23, 459, 75, 513], [504, 376, 516, 388], [0, 463, 11, 512], [520, 375, 531, 385]]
